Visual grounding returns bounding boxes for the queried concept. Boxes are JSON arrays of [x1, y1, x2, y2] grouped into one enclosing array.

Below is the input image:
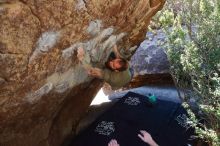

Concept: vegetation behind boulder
[[151, 0, 220, 145]]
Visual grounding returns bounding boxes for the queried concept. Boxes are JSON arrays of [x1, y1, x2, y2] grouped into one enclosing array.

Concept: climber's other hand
[[87, 67, 103, 79], [77, 47, 85, 62]]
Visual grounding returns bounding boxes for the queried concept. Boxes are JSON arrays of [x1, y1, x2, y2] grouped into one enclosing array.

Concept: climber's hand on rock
[[87, 68, 103, 79], [77, 47, 85, 62]]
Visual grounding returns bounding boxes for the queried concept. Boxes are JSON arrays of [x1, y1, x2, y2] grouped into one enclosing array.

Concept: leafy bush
[[152, 0, 220, 145]]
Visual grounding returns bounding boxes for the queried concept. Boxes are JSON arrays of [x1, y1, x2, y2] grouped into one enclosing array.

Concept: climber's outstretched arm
[[113, 45, 121, 58], [77, 47, 92, 69], [77, 47, 85, 62]]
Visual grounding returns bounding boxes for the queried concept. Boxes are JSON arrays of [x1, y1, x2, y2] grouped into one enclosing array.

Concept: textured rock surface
[[130, 29, 170, 75], [0, 0, 165, 145], [127, 29, 172, 88]]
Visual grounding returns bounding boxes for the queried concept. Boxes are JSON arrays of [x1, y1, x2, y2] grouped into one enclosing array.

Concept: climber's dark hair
[[105, 58, 129, 72]]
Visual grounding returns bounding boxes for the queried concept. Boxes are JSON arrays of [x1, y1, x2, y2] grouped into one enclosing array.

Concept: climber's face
[[106, 58, 128, 72], [109, 58, 123, 70]]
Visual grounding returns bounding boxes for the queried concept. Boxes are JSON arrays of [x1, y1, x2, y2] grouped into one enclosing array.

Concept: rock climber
[[77, 45, 133, 90]]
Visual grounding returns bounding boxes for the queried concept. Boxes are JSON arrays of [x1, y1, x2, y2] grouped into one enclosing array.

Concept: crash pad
[[70, 92, 194, 146]]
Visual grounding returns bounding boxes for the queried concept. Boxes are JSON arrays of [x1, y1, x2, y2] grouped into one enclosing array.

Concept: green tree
[[154, 0, 220, 145]]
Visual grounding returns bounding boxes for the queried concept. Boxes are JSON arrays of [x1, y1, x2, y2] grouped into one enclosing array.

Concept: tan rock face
[[0, 0, 165, 145]]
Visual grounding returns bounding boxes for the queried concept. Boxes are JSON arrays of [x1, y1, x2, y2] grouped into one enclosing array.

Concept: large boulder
[[131, 30, 169, 75], [0, 0, 165, 145], [128, 29, 173, 87]]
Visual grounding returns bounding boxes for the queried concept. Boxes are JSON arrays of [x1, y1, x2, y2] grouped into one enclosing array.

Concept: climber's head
[[106, 58, 128, 72]]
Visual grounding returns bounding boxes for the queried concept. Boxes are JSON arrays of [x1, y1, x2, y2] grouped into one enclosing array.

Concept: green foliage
[[154, 0, 220, 145]]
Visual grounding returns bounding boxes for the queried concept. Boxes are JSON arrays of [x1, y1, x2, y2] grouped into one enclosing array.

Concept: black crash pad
[[70, 92, 194, 146]]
